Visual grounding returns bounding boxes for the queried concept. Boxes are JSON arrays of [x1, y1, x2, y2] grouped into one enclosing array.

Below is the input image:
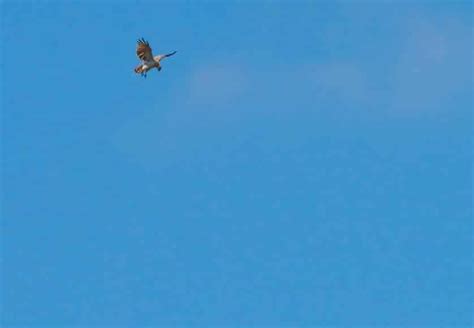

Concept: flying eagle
[[134, 38, 177, 78]]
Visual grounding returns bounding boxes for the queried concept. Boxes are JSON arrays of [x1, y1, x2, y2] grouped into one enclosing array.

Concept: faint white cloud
[[389, 16, 472, 117], [112, 12, 472, 170], [306, 61, 369, 105], [110, 63, 250, 170], [185, 63, 248, 106]]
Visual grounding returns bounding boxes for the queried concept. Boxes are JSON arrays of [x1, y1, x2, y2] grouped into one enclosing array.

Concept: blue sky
[[1, 1, 472, 326]]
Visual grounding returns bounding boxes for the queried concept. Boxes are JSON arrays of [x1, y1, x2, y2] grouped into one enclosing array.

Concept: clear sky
[[1, 1, 472, 327]]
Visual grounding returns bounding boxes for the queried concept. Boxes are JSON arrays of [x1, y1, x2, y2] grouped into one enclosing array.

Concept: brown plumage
[[136, 38, 153, 62], [134, 38, 177, 78]]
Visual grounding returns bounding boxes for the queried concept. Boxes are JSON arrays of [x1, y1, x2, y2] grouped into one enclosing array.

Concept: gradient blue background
[[1, 1, 472, 326]]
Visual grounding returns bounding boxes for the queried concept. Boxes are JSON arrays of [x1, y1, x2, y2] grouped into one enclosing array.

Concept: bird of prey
[[134, 38, 177, 78]]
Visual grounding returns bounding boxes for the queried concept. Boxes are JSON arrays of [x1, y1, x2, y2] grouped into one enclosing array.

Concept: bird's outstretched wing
[[136, 38, 154, 62], [155, 51, 177, 62]]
